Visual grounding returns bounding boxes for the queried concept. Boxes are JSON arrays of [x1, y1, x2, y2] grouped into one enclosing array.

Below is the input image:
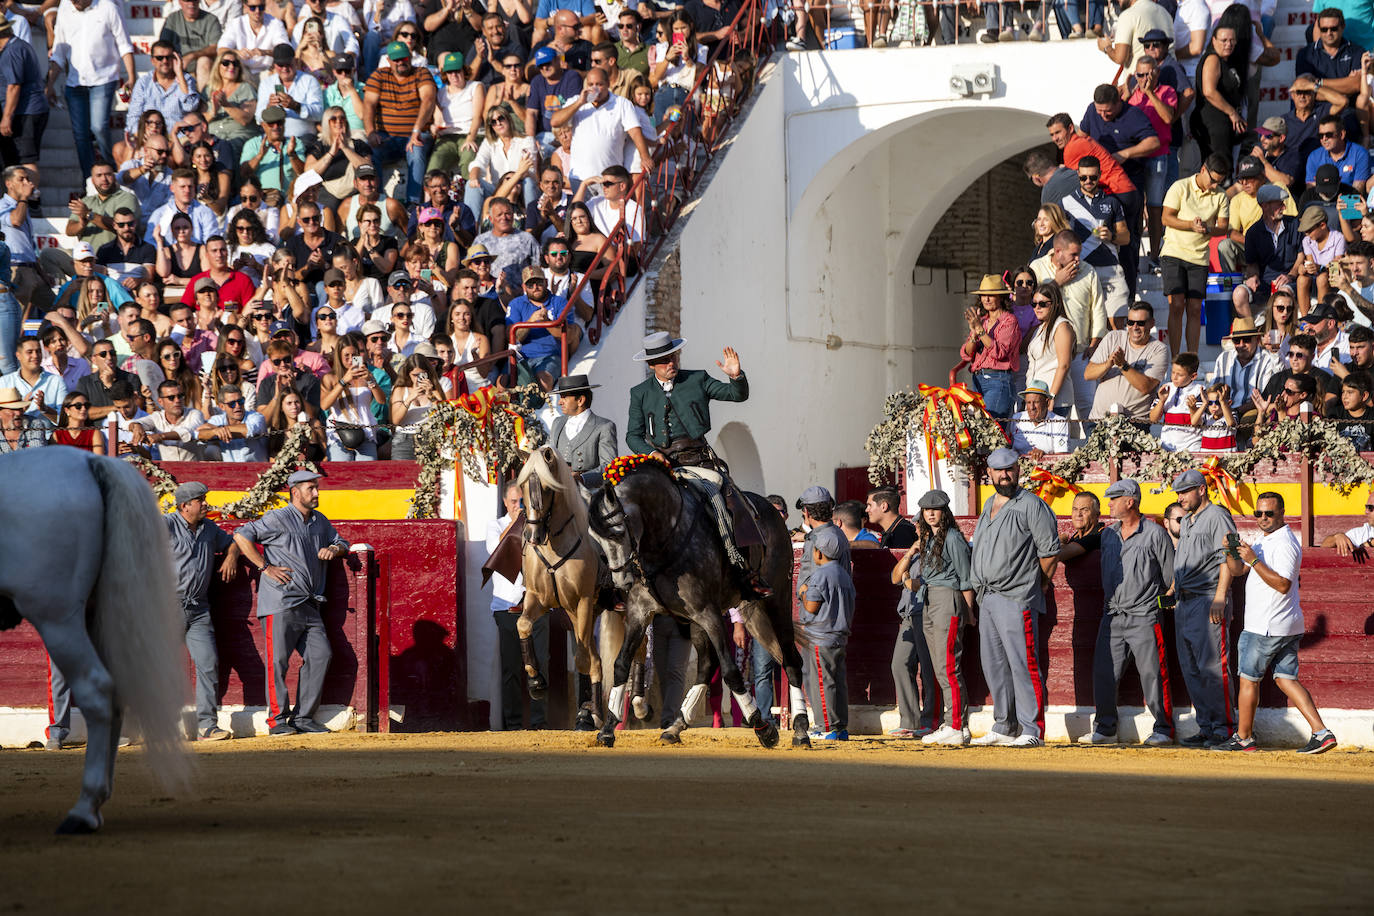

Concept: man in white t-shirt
[[1322, 492, 1374, 556], [140, 379, 208, 461], [587, 165, 645, 242], [1217, 492, 1337, 753], [551, 67, 650, 187], [1099, 0, 1174, 68], [485, 483, 547, 730]]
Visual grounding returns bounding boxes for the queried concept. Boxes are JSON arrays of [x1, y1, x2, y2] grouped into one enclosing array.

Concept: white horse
[[0, 449, 190, 833]]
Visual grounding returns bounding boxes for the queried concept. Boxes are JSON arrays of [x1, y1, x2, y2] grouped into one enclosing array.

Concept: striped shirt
[[365, 66, 429, 137]]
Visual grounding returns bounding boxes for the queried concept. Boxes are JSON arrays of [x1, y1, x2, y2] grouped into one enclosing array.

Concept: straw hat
[[973, 274, 1011, 296], [0, 387, 27, 409]]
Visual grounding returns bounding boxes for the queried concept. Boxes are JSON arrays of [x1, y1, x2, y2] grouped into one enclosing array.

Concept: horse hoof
[[593, 732, 616, 748], [527, 676, 548, 701], [632, 696, 650, 720], [755, 722, 780, 749], [55, 814, 99, 835], [659, 730, 682, 744], [573, 710, 597, 732]]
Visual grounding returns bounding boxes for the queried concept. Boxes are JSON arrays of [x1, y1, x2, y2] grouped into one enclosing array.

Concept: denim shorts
[[1143, 152, 1178, 209], [1237, 630, 1301, 681]]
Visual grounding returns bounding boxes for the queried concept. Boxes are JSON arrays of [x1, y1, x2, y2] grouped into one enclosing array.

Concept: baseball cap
[[361, 319, 388, 336], [1171, 469, 1204, 493], [322, 267, 345, 285], [271, 43, 295, 66], [1259, 115, 1287, 136], [795, 485, 834, 509], [412, 341, 439, 359], [1314, 163, 1340, 192], [811, 525, 844, 560], [533, 46, 558, 66], [1104, 478, 1141, 501], [1299, 206, 1328, 233], [261, 105, 287, 124], [521, 265, 546, 283], [441, 51, 465, 72], [1304, 301, 1338, 322], [330, 52, 356, 70], [388, 270, 412, 287], [417, 206, 442, 224], [1257, 184, 1288, 204], [72, 241, 95, 260], [1236, 156, 1264, 179], [194, 276, 219, 293], [269, 319, 294, 336], [987, 447, 1019, 470], [385, 40, 409, 61], [355, 163, 377, 178]]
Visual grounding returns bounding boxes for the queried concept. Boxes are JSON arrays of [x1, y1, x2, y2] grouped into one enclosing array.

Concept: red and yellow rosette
[[605, 453, 671, 487], [1027, 467, 1081, 502], [448, 387, 528, 483], [914, 383, 1009, 478], [1198, 457, 1246, 513]]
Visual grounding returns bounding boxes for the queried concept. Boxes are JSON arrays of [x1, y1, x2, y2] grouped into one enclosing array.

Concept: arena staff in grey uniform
[[166, 481, 241, 741], [969, 447, 1061, 747], [1080, 478, 1177, 747], [548, 374, 618, 479], [795, 485, 850, 736], [1170, 468, 1238, 747], [233, 470, 350, 736]]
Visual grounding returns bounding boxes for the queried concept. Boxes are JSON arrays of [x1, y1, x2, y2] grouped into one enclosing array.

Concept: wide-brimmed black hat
[[552, 374, 599, 395]]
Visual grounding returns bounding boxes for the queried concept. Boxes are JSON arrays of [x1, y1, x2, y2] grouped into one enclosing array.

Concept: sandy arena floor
[[3, 730, 1373, 914]]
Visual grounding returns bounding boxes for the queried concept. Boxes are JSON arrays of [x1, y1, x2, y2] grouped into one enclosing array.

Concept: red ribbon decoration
[[1027, 467, 1081, 502], [914, 383, 1009, 479], [1198, 457, 1246, 513], [449, 387, 527, 483]]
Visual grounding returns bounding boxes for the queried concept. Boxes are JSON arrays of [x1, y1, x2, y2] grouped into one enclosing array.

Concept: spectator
[[1327, 371, 1374, 450], [158, 334, 205, 406], [55, 163, 141, 285], [649, 14, 708, 129], [0, 336, 64, 423], [1010, 379, 1069, 458], [0, 384, 49, 450], [1297, 208, 1346, 309], [1195, 380, 1238, 451], [284, 200, 343, 289], [1080, 478, 1176, 746], [508, 265, 576, 388], [389, 350, 444, 459], [470, 12, 528, 85], [257, 44, 324, 140], [1217, 492, 1337, 754], [410, 169, 477, 249], [1023, 148, 1079, 211], [1161, 153, 1231, 355], [141, 379, 206, 460], [1062, 155, 1132, 324], [1085, 301, 1169, 422], [0, 165, 51, 316], [448, 298, 490, 389], [1260, 332, 1334, 407], [352, 198, 401, 283], [1122, 54, 1179, 263], [1305, 114, 1368, 192], [331, 249, 384, 330], [52, 390, 103, 452], [589, 41, 632, 99], [1331, 323, 1374, 380], [1021, 280, 1081, 418], [474, 197, 542, 295], [1150, 351, 1205, 452], [173, 111, 238, 180], [46, 0, 136, 178], [364, 40, 437, 206], [1333, 241, 1374, 327], [161, 0, 224, 91], [258, 336, 323, 409], [218, 0, 291, 79], [1057, 490, 1104, 564], [1189, 21, 1249, 163], [1251, 116, 1303, 192], [1098, 0, 1174, 67], [800, 525, 855, 742], [1295, 8, 1365, 108], [105, 379, 155, 456], [1301, 298, 1349, 372], [1080, 83, 1155, 293], [128, 42, 203, 154], [53, 242, 134, 315], [148, 168, 225, 246], [968, 448, 1060, 747], [833, 500, 878, 547], [427, 52, 484, 176], [486, 482, 548, 730], [615, 8, 649, 75], [1243, 185, 1302, 305], [423, 2, 483, 72], [587, 165, 645, 243], [259, 321, 331, 379], [76, 340, 133, 420], [121, 135, 176, 216], [1212, 316, 1278, 421], [958, 274, 1020, 420], [1283, 75, 1352, 177], [95, 208, 157, 292], [361, 319, 397, 420], [554, 67, 650, 189], [320, 331, 381, 458], [0, 19, 48, 184], [240, 105, 304, 194], [387, 296, 421, 358], [1296, 163, 1356, 235], [861, 486, 914, 548], [293, 0, 359, 54], [232, 470, 349, 735], [180, 235, 257, 310], [1321, 490, 1374, 555], [197, 383, 268, 460], [321, 53, 367, 138], [262, 388, 327, 460], [39, 323, 88, 391], [525, 45, 583, 148], [1227, 155, 1296, 246]]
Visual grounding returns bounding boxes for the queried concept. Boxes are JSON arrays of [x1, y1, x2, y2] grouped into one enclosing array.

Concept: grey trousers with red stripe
[[1175, 594, 1235, 741], [1091, 611, 1174, 738], [922, 587, 968, 731], [802, 643, 848, 733], [978, 594, 1046, 740], [264, 604, 332, 729]]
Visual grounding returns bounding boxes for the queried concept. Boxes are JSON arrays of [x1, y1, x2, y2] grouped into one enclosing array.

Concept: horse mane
[[517, 447, 588, 527]]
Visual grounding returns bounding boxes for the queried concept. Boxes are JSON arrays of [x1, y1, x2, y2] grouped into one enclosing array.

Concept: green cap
[[441, 51, 465, 72], [385, 40, 408, 61]]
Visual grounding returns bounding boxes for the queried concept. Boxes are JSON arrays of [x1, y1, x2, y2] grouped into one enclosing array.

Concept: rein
[[526, 480, 584, 612]]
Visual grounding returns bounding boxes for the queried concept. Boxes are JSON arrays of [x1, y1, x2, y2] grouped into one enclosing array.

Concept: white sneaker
[[785, 37, 806, 51], [971, 731, 1015, 746], [1143, 732, 1174, 747], [1078, 731, 1116, 745], [1010, 734, 1043, 747], [922, 725, 963, 745]]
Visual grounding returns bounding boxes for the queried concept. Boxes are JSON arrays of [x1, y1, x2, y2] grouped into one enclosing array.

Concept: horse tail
[[88, 455, 192, 793]]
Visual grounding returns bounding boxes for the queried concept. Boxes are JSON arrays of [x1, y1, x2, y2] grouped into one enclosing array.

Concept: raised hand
[[717, 345, 741, 378]]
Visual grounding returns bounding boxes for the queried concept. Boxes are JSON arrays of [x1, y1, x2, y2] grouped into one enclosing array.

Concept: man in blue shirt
[[0, 18, 49, 185], [507, 266, 576, 387], [0, 165, 53, 316], [1304, 114, 1369, 192], [1080, 83, 1155, 299], [524, 46, 582, 149], [1295, 8, 1366, 105], [125, 42, 201, 144]]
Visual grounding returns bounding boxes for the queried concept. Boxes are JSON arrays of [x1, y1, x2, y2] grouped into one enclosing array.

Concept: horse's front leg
[[571, 594, 599, 731], [595, 588, 654, 747], [517, 596, 549, 700]]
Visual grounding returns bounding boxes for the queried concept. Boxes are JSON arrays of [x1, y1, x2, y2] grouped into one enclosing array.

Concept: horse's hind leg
[[661, 626, 716, 744], [32, 612, 117, 833], [595, 590, 653, 748], [690, 607, 779, 749], [743, 603, 811, 748]]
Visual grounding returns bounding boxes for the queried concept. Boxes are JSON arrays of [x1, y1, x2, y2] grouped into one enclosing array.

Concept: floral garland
[[864, 387, 1009, 484], [604, 453, 671, 486], [124, 454, 178, 501], [409, 383, 548, 519]]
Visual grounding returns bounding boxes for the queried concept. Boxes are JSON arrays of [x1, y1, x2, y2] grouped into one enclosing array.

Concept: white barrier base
[[0, 705, 355, 747], [834, 704, 1374, 748]]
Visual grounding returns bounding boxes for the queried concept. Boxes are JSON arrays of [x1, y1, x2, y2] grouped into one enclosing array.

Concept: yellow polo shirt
[[1161, 176, 1231, 265]]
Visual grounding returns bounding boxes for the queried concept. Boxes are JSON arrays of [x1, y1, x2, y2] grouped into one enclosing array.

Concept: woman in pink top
[[961, 274, 1022, 420]]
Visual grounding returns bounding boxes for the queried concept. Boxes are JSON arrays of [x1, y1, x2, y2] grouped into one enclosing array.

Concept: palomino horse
[[588, 458, 811, 748], [0, 449, 190, 832], [515, 446, 613, 728]]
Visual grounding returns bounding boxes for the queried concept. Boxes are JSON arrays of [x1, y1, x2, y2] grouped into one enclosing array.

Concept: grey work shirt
[[164, 512, 235, 613], [798, 559, 855, 649], [1100, 518, 1174, 617], [1173, 500, 1237, 597], [236, 505, 348, 617], [796, 521, 851, 613], [919, 531, 973, 592], [971, 487, 1062, 610]]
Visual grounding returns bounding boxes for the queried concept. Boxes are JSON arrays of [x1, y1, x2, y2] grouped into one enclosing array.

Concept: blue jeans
[[372, 131, 434, 205], [65, 80, 118, 178], [1051, 0, 1077, 36], [0, 288, 20, 374], [327, 438, 378, 461], [361, 31, 383, 81], [972, 368, 1013, 419], [464, 174, 539, 225], [982, 2, 1010, 30], [750, 637, 777, 726], [1085, 0, 1106, 29], [653, 85, 695, 138]]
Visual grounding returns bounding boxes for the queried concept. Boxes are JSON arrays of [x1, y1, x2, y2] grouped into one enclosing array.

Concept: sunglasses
[[1141, 41, 1165, 47], [246, 3, 264, 8], [221, 59, 240, 67], [161, 351, 182, 360], [397, 30, 417, 38], [547, 250, 569, 257], [1283, 388, 1304, 396], [115, 221, 136, 229], [1253, 509, 1279, 518], [1078, 174, 1100, 183], [392, 281, 412, 289], [1013, 279, 1035, 288], [252, 313, 272, 321], [394, 311, 413, 319], [1272, 304, 1292, 311], [225, 336, 245, 345], [68, 402, 90, 409], [271, 357, 294, 367], [1125, 319, 1150, 327], [1319, 24, 1342, 32], [1291, 89, 1315, 96], [300, 215, 321, 224], [163, 392, 185, 400], [93, 350, 114, 359], [1288, 351, 1310, 359], [222, 398, 244, 408], [152, 54, 173, 61], [1319, 131, 1339, 139], [1207, 400, 1220, 407], [1032, 299, 1051, 307], [367, 334, 388, 342]]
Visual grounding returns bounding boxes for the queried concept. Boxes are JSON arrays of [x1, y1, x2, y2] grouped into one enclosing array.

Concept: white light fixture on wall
[[949, 63, 998, 97]]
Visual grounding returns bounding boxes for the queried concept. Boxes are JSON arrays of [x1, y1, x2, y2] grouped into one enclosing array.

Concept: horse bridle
[[525, 476, 583, 611], [596, 481, 697, 585]]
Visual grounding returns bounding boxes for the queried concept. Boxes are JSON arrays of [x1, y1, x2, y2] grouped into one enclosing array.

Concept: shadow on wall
[[715, 421, 765, 494]]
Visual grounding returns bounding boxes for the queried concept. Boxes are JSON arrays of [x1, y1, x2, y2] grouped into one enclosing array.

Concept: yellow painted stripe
[[157, 488, 417, 520]]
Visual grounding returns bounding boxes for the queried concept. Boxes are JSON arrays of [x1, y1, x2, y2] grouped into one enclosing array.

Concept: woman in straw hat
[[960, 274, 1022, 419]]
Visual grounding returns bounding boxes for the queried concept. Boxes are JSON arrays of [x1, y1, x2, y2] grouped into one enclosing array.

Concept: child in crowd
[[1194, 381, 1237, 451], [1150, 352, 1204, 451], [1298, 206, 1345, 305], [1327, 372, 1374, 451], [833, 500, 880, 548], [800, 526, 856, 741]]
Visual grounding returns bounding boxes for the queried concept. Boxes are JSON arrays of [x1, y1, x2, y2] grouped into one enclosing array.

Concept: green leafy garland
[[408, 384, 549, 519], [864, 388, 1008, 484]]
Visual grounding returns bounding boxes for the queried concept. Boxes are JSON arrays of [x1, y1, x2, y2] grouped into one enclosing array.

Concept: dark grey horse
[[587, 460, 811, 748]]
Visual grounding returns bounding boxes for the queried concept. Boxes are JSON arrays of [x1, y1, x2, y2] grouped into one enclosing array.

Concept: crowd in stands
[[0, 0, 749, 459], [954, 2, 1374, 457]]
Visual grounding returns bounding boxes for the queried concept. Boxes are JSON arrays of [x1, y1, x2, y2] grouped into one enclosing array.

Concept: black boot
[[737, 566, 774, 599]]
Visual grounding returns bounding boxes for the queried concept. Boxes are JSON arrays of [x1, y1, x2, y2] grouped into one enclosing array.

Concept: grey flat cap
[[987, 447, 1019, 470], [1171, 469, 1205, 493], [917, 489, 950, 510], [795, 485, 834, 509], [811, 525, 845, 559], [1104, 478, 1141, 501], [174, 481, 209, 506], [286, 469, 323, 488]]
